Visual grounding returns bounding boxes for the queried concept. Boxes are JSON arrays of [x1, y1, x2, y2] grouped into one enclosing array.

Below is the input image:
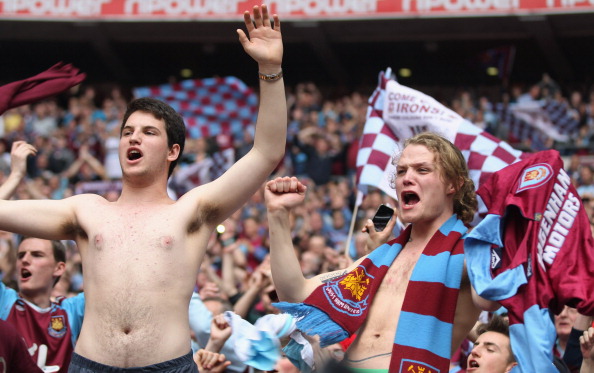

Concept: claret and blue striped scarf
[[275, 214, 468, 373]]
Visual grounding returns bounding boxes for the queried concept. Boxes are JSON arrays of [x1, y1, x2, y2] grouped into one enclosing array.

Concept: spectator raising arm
[[580, 327, 594, 373], [0, 141, 36, 200]]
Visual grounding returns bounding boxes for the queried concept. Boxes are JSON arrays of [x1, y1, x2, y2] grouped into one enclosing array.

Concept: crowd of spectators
[[1, 75, 594, 372]]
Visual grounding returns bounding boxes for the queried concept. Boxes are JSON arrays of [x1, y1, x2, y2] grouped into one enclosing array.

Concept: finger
[[261, 4, 271, 27], [282, 177, 291, 192], [272, 14, 281, 32], [363, 219, 374, 233], [585, 328, 593, 344], [266, 179, 276, 193], [236, 29, 250, 48], [242, 10, 254, 33], [206, 353, 219, 368], [19, 144, 37, 156], [252, 5, 263, 28], [11, 140, 24, 150], [289, 177, 298, 192]]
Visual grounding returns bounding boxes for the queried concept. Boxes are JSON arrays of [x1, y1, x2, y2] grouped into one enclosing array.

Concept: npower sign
[[0, 0, 593, 20]]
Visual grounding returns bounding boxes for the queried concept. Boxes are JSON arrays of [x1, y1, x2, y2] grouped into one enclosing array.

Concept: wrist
[[205, 339, 224, 353], [267, 204, 290, 214], [7, 170, 25, 180], [258, 69, 283, 82], [257, 63, 282, 75]]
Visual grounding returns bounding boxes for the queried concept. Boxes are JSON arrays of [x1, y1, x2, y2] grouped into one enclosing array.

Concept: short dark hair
[[477, 315, 516, 364], [121, 97, 187, 178]]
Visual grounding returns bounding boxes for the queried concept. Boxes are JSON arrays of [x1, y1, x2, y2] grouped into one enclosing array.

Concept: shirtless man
[[0, 5, 286, 371], [265, 132, 497, 372]]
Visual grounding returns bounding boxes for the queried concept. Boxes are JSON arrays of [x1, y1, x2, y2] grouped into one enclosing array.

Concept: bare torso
[[343, 240, 481, 370], [71, 195, 211, 367]]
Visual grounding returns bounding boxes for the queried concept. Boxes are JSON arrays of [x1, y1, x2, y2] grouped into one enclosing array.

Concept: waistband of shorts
[[70, 350, 194, 372]]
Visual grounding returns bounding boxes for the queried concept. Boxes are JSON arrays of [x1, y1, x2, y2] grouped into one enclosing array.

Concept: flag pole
[[344, 190, 363, 258]]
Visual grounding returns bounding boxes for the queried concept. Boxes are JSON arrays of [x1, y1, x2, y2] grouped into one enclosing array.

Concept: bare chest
[[82, 206, 185, 251], [77, 206, 202, 285], [377, 244, 424, 296], [347, 245, 424, 362]]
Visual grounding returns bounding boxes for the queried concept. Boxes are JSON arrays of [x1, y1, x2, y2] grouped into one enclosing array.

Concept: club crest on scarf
[[400, 359, 440, 373], [516, 163, 553, 193], [323, 266, 373, 316]]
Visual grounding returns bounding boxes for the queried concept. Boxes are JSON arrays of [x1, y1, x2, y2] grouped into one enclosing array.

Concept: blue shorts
[[68, 351, 198, 373]]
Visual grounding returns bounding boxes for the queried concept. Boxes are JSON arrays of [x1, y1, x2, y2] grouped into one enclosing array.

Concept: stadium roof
[[1, 12, 593, 91]]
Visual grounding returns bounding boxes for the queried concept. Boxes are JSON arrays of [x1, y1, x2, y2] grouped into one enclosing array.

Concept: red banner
[[1, 0, 593, 21]]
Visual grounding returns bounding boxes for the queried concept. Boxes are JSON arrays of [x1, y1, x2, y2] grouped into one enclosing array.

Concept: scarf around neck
[[275, 214, 468, 373]]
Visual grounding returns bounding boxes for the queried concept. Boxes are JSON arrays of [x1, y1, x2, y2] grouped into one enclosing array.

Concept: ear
[[447, 176, 464, 195], [504, 362, 518, 373], [53, 261, 66, 278], [167, 144, 181, 162]]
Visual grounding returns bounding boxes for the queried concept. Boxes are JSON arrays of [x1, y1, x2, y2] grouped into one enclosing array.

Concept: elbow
[[473, 296, 501, 312]]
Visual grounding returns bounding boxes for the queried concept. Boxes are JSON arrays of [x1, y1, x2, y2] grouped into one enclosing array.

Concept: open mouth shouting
[[127, 148, 143, 162], [467, 359, 479, 369], [20, 268, 32, 281], [401, 191, 420, 208]]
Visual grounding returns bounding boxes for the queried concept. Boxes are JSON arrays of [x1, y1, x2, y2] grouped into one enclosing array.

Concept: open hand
[[237, 4, 283, 71]]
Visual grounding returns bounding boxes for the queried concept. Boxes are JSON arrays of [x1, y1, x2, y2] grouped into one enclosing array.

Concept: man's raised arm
[[0, 141, 82, 241], [265, 176, 312, 302], [185, 4, 287, 224], [265, 176, 364, 304], [0, 141, 36, 200]]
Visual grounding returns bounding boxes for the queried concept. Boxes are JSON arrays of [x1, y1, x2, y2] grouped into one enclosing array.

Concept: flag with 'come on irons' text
[[356, 68, 527, 208]]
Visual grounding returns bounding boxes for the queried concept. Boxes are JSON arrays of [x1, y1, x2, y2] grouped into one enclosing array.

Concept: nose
[[400, 168, 414, 185], [19, 252, 30, 264], [470, 345, 481, 358], [128, 130, 141, 144]]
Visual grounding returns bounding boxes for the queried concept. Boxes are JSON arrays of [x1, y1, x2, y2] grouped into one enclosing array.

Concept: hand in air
[[237, 4, 283, 70], [264, 176, 307, 212]]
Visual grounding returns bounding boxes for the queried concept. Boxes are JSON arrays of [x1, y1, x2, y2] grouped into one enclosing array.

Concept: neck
[[119, 176, 172, 203], [408, 213, 456, 245], [118, 188, 172, 205], [20, 291, 52, 309]]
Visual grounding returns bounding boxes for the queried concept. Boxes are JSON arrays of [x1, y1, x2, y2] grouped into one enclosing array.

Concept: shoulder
[[62, 193, 108, 209], [0, 282, 18, 314], [60, 292, 85, 308]]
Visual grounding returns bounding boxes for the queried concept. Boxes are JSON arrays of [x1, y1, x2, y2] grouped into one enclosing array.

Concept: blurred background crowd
[[0, 74, 593, 372]]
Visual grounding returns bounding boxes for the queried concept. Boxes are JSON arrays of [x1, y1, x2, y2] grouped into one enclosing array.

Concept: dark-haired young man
[[467, 316, 518, 373], [0, 238, 84, 372], [0, 4, 286, 372]]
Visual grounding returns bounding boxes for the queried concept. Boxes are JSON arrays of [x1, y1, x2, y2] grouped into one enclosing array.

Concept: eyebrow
[[17, 250, 44, 257], [475, 341, 501, 351], [122, 125, 161, 132], [396, 161, 435, 169]]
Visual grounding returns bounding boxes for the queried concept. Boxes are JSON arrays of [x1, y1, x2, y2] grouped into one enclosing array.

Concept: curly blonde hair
[[396, 132, 477, 225]]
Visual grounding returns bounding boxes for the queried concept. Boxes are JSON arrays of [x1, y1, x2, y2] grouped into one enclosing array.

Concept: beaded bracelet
[[258, 70, 283, 82]]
